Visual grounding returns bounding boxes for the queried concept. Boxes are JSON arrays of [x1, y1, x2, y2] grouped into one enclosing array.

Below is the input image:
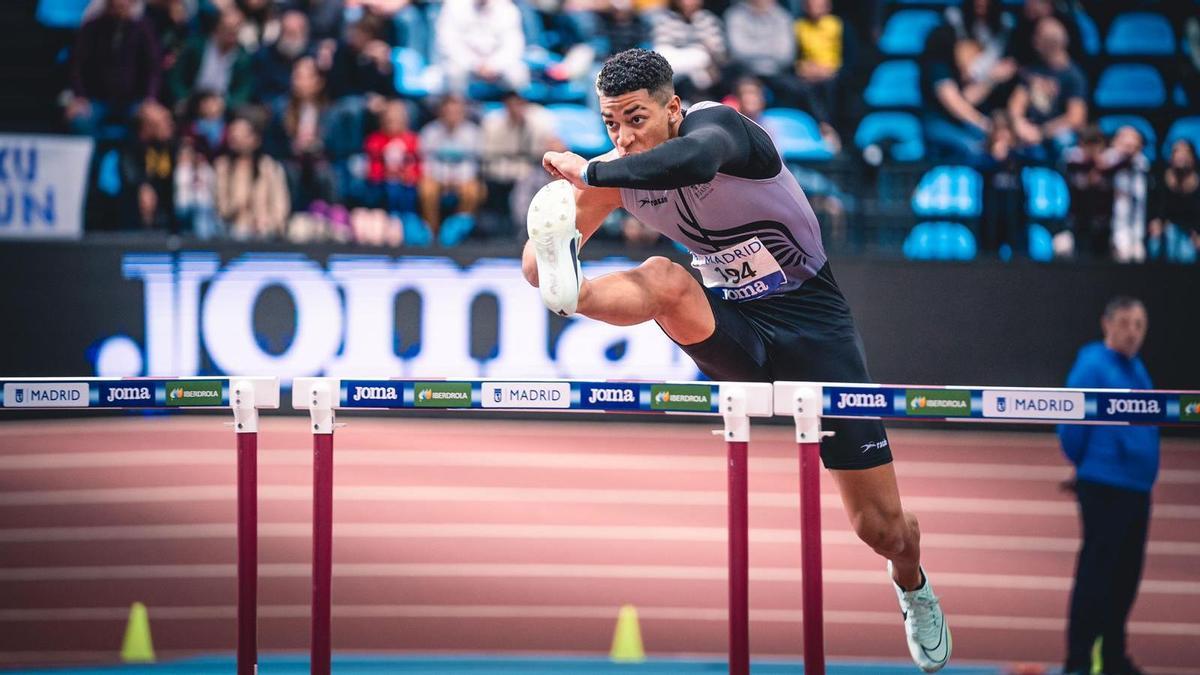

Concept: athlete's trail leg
[[831, 463, 923, 589], [575, 256, 715, 345]]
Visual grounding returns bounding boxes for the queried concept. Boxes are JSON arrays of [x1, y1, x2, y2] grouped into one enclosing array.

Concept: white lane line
[[2, 563, 1198, 596], [2, 522, 1198, 557], [0, 604, 1196, 638], [4, 484, 1200, 520]]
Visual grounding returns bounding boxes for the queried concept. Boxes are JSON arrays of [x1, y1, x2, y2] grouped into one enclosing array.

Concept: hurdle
[[776, 381, 1200, 675], [292, 377, 774, 675], [0, 376, 280, 675]]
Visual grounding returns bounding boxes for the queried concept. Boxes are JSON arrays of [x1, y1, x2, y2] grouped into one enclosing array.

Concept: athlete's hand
[[542, 151, 588, 190]]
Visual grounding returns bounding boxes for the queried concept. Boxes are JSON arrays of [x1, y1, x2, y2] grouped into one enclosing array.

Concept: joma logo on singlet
[[837, 393, 888, 410], [638, 196, 667, 207]]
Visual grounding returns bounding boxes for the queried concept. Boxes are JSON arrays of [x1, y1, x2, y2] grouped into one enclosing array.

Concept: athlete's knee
[[850, 507, 909, 557], [633, 256, 695, 311]]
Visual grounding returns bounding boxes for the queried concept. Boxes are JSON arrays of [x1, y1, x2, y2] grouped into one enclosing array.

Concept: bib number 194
[[714, 262, 758, 284]]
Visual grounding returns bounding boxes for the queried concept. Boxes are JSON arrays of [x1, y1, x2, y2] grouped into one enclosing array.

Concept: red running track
[[0, 416, 1197, 671]]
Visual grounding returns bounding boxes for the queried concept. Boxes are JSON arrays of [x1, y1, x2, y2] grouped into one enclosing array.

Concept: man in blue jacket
[[1059, 296, 1156, 675]]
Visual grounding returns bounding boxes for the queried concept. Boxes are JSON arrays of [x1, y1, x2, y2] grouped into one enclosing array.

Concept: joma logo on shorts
[[353, 386, 398, 401], [106, 387, 151, 403], [638, 196, 667, 207], [587, 388, 635, 404], [837, 393, 887, 409], [1106, 398, 1161, 415]]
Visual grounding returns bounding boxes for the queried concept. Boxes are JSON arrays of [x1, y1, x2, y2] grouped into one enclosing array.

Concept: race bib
[[690, 237, 787, 302]]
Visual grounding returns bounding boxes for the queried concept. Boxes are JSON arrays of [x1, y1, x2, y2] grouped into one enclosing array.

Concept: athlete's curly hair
[[596, 48, 675, 103]]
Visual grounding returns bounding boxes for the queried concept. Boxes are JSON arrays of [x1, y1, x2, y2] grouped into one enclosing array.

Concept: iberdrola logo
[[1186, 401, 1200, 415], [169, 387, 184, 401], [909, 395, 927, 409], [654, 390, 670, 404], [417, 388, 432, 401]]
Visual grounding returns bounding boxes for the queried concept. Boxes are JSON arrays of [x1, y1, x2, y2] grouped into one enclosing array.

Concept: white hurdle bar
[[292, 377, 774, 675], [0, 376, 280, 675]]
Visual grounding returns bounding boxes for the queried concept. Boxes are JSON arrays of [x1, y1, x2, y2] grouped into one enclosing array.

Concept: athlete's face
[[599, 89, 682, 157]]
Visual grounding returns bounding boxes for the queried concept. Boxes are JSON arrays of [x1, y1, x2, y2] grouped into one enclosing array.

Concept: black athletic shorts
[[668, 262, 893, 471]]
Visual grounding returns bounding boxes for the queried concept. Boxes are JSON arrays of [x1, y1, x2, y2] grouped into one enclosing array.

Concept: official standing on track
[[1059, 296, 1156, 675]]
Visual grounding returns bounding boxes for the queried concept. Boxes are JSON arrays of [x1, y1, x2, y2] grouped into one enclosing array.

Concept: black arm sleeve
[[587, 104, 781, 190]]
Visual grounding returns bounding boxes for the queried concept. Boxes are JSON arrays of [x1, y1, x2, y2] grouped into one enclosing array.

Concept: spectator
[[724, 0, 797, 105], [652, 0, 726, 102], [479, 90, 560, 238], [253, 9, 312, 105], [120, 101, 176, 231], [272, 57, 340, 226], [66, 0, 162, 136], [364, 99, 422, 219], [175, 135, 221, 238], [167, 7, 255, 110], [418, 94, 483, 237], [978, 111, 1028, 257], [1063, 126, 1114, 260], [323, 14, 395, 101], [1058, 296, 1156, 675], [944, 0, 1017, 110], [143, 0, 192, 71], [234, 0, 280, 51], [434, 0, 530, 96], [728, 76, 767, 125], [597, 0, 650, 57], [793, 0, 843, 148], [181, 90, 227, 159], [1009, 0, 1082, 66], [294, 0, 344, 42], [1148, 140, 1200, 264], [214, 116, 290, 240], [1110, 126, 1149, 264], [1007, 17, 1086, 162], [919, 27, 995, 163]]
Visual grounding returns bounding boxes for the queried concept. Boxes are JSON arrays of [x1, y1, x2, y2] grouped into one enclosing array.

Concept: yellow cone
[[120, 602, 156, 663], [609, 604, 645, 663], [1090, 637, 1103, 675]]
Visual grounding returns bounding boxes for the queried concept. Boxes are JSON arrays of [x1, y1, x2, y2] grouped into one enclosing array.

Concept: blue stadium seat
[[879, 10, 942, 56], [1028, 224, 1054, 262], [1093, 64, 1166, 109], [761, 108, 835, 162], [36, 0, 89, 28], [392, 47, 432, 98], [546, 104, 612, 158], [854, 112, 925, 161], [1105, 12, 1175, 56], [1162, 117, 1200, 158], [903, 222, 977, 260], [1074, 7, 1101, 56], [1021, 167, 1069, 221], [911, 166, 982, 218], [864, 60, 921, 108], [1098, 115, 1157, 161]]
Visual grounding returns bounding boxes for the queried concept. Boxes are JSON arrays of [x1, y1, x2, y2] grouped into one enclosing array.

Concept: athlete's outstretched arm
[[545, 106, 779, 191]]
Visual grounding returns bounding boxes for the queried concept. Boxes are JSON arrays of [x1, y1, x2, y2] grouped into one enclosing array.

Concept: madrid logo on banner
[[0, 134, 93, 240]]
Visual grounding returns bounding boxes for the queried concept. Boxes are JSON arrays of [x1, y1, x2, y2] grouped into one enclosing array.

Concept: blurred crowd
[[56, 0, 1200, 261]]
